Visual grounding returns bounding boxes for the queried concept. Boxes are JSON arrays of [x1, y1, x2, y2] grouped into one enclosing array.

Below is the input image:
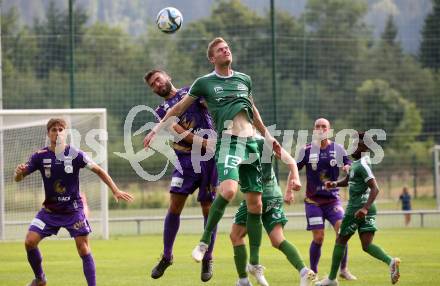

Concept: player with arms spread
[[144, 37, 281, 285], [14, 118, 134, 286], [144, 69, 218, 281]]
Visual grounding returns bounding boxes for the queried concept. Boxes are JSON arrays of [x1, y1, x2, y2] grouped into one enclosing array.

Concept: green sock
[[247, 212, 262, 265], [329, 244, 346, 280], [200, 195, 229, 244], [278, 240, 306, 271], [365, 244, 392, 265], [234, 245, 248, 278]]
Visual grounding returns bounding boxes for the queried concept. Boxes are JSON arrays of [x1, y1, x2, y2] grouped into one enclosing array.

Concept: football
[[156, 7, 183, 34]]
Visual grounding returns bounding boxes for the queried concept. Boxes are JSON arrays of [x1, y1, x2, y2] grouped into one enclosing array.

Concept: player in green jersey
[[144, 37, 281, 284], [315, 132, 400, 286], [230, 136, 317, 286]]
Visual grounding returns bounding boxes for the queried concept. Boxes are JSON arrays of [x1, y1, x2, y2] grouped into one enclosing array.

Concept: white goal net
[[0, 109, 109, 240], [435, 145, 440, 211]]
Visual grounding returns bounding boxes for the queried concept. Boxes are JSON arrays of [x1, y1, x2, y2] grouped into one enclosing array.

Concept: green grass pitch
[[1, 228, 439, 285]]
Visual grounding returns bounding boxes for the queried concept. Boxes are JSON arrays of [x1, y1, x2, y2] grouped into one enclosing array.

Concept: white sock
[[239, 277, 250, 284], [300, 267, 309, 277]]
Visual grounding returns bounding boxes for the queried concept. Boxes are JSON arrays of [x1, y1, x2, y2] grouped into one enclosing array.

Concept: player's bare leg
[[75, 235, 96, 286]]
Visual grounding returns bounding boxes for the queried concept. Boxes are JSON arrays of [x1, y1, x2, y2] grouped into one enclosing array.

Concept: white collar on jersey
[[213, 70, 234, 78]]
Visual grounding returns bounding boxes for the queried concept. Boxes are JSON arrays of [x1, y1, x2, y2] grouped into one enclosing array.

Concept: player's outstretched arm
[[251, 99, 282, 157], [272, 147, 302, 204], [325, 175, 349, 189], [14, 163, 29, 182], [355, 178, 379, 219], [144, 94, 196, 149], [171, 124, 212, 151], [90, 164, 134, 203]]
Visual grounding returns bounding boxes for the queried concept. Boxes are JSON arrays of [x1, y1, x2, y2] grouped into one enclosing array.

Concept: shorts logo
[[330, 159, 337, 167], [308, 216, 323, 226], [272, 212, 282, 219], [265, 199, 281, 212], [73, 219, 88, 231], [171, 177, 184, 188], [30, 218, 46, 230], [225, 155, 242, 169], [366, 217, 375, 225]]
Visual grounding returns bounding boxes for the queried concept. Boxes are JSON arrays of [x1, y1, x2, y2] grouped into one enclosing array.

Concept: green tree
[[381, 15, 398, 46], [32, 1, 87, 77], [420, 0, 440, 71], [345, 79, 423, 149], [301, 0, 370, 119]]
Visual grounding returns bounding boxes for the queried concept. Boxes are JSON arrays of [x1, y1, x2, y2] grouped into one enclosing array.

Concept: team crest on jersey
[[214, 86, 224, 94], [53, 180, 66, 194], [64, 157, 73, 174], [237, 83, 247, 91]]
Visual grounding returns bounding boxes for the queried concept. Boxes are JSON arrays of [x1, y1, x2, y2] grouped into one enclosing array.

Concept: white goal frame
[[435, 145, 440, 211], [0, 109, 109, 240]]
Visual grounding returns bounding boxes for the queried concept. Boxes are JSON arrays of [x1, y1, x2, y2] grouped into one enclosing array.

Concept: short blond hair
[[46, 118, 67, 131], [207, 37, 228, 60]]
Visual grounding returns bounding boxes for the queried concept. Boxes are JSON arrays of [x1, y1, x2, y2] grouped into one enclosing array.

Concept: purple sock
[[340, 245, 348, 270], [203, 215, 217, 261], [81, 253, 96, 286], [163, 211, 180, 260], [27, 248, 44, 280], [309, 241, 322, 273]]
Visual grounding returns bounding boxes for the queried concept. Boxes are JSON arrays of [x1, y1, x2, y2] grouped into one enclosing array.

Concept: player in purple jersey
[[296, 118, 356, 281], [144, 70, 218, 282], [14, 118, 134, 286]]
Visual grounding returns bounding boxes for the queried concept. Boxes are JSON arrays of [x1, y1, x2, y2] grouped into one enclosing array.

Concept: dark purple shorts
[[28, 208, 91, 238], [170, 157, 218, 202], [305, 201, 344, 230]]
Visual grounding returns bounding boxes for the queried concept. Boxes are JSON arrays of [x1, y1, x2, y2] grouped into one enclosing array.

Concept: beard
[[156, 81, 172, 98]]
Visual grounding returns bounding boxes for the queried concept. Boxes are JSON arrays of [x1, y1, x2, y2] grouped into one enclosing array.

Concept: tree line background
[[2, 0, 440, 200]]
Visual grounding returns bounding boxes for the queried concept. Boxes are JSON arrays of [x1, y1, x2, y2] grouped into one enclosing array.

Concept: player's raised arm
[[171, 123, 211, 151], [251, 98, 282, 157], [325, 175, 349, 190], [14, 163, 29, 182], [89, 163, 134, 203], [273, 147, 302, 204], [14, 151, 40, 182], [144, 94, 196, 148]]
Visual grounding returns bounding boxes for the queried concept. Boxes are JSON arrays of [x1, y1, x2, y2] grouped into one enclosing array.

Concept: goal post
[[435, 145, 440, 211], [0, 109, 109, 240]]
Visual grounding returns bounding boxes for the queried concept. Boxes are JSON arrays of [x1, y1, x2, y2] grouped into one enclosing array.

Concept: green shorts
[[339, 205, 378, 237], [233, 197, 287, 234], [215, 135, 263, 193]]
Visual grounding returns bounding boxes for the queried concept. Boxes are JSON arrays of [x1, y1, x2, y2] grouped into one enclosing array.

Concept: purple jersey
[[297, 142, 350, 205], [25, 146, 93, 213], [155, 87, 215, 155]]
